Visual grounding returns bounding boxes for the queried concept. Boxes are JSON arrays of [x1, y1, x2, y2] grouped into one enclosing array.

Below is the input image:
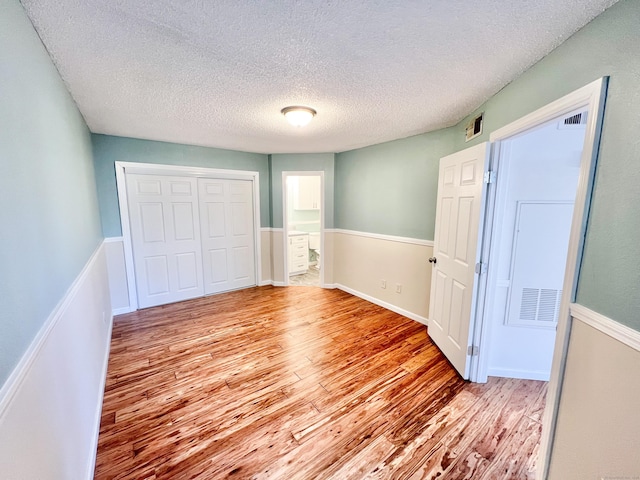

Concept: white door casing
[[479, 79, 608, 480], [198, 178, 256, 294], [126, 174, 204, 308], [428, 142, 490, 379], [282, 171, 325, 287]]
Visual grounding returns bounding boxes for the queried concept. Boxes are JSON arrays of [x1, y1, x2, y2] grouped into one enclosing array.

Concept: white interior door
[[198, 178, 256, 294], [126, 174, 204, 308], [428, 142, 490, 379]]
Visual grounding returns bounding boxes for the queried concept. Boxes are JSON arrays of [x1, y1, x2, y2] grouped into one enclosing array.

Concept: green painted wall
[[335, 128, 455, 240], [92, 134, 270, 236], [270, 153, 335, 229], [0, 0, 102, 386], [452, 0, 640, 331]]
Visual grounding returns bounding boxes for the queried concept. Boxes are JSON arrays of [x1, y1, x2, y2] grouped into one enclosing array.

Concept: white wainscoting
[[332, 229, 433, 325], [0, 241, 113, 480], [547, 303, 640, 479], [105, 237, 132, 315]]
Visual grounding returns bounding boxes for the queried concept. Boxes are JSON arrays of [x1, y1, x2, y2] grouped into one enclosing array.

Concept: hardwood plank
[[95, 286, 548, 479]]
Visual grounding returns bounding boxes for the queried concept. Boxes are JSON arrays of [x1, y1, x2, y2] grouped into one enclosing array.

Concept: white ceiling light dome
[[281, 106, 317, 127]]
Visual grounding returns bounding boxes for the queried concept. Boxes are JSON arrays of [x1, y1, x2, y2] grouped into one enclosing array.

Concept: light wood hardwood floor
[[95, 286, 546, 479]]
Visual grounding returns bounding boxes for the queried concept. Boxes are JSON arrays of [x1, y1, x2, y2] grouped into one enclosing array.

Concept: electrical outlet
[[380, 279, 386, 289], [396, 284, 402, 294]]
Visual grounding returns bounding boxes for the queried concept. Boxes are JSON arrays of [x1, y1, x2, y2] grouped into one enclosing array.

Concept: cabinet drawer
[[290, 235, 308, 245], [290, 243, 307, 254], [292, 252, 307, 261], [291, 261, 308, 271]]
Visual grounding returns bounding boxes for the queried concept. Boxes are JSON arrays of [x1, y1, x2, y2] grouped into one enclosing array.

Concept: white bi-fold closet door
[[126, 173, 256, 309], [198, 178, 256, 294]]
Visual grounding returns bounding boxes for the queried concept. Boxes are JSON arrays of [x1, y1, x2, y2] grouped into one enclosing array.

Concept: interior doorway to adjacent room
[[283, 172, 324, 287]]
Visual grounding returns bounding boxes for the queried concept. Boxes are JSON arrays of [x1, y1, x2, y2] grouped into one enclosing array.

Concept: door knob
[[428, 257, 437, 265]]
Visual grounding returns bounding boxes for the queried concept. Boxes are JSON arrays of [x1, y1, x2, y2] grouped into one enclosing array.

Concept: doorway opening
[[482, 110, 588, 381], [283, 172, 324, 287]]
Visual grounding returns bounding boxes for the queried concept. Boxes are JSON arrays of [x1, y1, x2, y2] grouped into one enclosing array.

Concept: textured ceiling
[[21, 0, 618, 154]]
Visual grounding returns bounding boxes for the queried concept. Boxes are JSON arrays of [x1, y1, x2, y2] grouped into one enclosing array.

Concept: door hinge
[[467, 345, 479, 356], [484, 171, 496, 184], [475, 262, 486, 275]]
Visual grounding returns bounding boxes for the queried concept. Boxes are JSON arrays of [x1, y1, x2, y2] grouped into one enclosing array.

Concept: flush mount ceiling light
[[281, 106, 317, 127]]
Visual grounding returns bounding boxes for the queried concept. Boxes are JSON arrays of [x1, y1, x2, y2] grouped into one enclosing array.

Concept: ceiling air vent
[[558, 111, 587, 129], [465, 113, 483, 142]]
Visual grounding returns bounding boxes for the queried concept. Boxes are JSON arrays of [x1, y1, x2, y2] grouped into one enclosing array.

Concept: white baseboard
[[487, 367, 550, 381], [335, 284, 428, 326], [0, 241, 113, 479], [258, 280, 286, 287], [86, 307, 113, 477], [112, 306, 135, 315]]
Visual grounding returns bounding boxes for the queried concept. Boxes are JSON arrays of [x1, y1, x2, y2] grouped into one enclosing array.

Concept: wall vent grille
[[465, 113, 484, 141], [519, 288, 562, 323], [559, 111, 587, 129]]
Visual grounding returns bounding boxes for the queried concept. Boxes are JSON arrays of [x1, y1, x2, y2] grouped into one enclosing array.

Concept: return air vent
[[465, 113, 484, 141], [558, 111, 587, 129], [519, 288, 562, 323]]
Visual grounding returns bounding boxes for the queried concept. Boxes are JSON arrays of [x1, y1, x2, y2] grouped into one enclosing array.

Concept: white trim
[[335, 283, 429, 326], [115, 161, 262, 311], [86, 302, 113, 478], [539, 78, 608, 480], [464, 78, 608, 480], [333, 229, 434, 247], [570, 303, 640, 352], [103, 236, 124, 243], [112, 306, 134, 315], [489, 80, 606, 142], [0, 241, 112, 479], [260, 227, 281, 232], [115, 163, 139, 310], [487, 367, 550, 382], [120, 162, 257, 179], [104, 236, 133, 315], [0, 242, 106, 413], [258, 280, 286, 287]]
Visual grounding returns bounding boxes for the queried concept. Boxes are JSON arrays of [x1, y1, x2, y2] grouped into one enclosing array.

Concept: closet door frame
[[115, 161, 261, 311]]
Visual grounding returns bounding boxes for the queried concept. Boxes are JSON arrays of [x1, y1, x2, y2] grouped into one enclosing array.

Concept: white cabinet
[[288, 233, 309, 274], [294, 176, 321, 210]]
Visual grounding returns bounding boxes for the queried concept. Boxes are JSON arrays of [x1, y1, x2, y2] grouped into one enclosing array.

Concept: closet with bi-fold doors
[[121, 164, 260, 309]]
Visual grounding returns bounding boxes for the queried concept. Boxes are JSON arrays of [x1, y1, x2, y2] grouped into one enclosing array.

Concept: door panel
[[176, 252, 199, 290], [140, 203, 165, 242], [144, 256, 169, 295], [428, 142, 490, 379], [199, 178, 256, 294], [127, 174, 204, 308]]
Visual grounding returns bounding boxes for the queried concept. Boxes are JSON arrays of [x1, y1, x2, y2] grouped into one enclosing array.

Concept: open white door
[[428, 142, 490, 379]]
